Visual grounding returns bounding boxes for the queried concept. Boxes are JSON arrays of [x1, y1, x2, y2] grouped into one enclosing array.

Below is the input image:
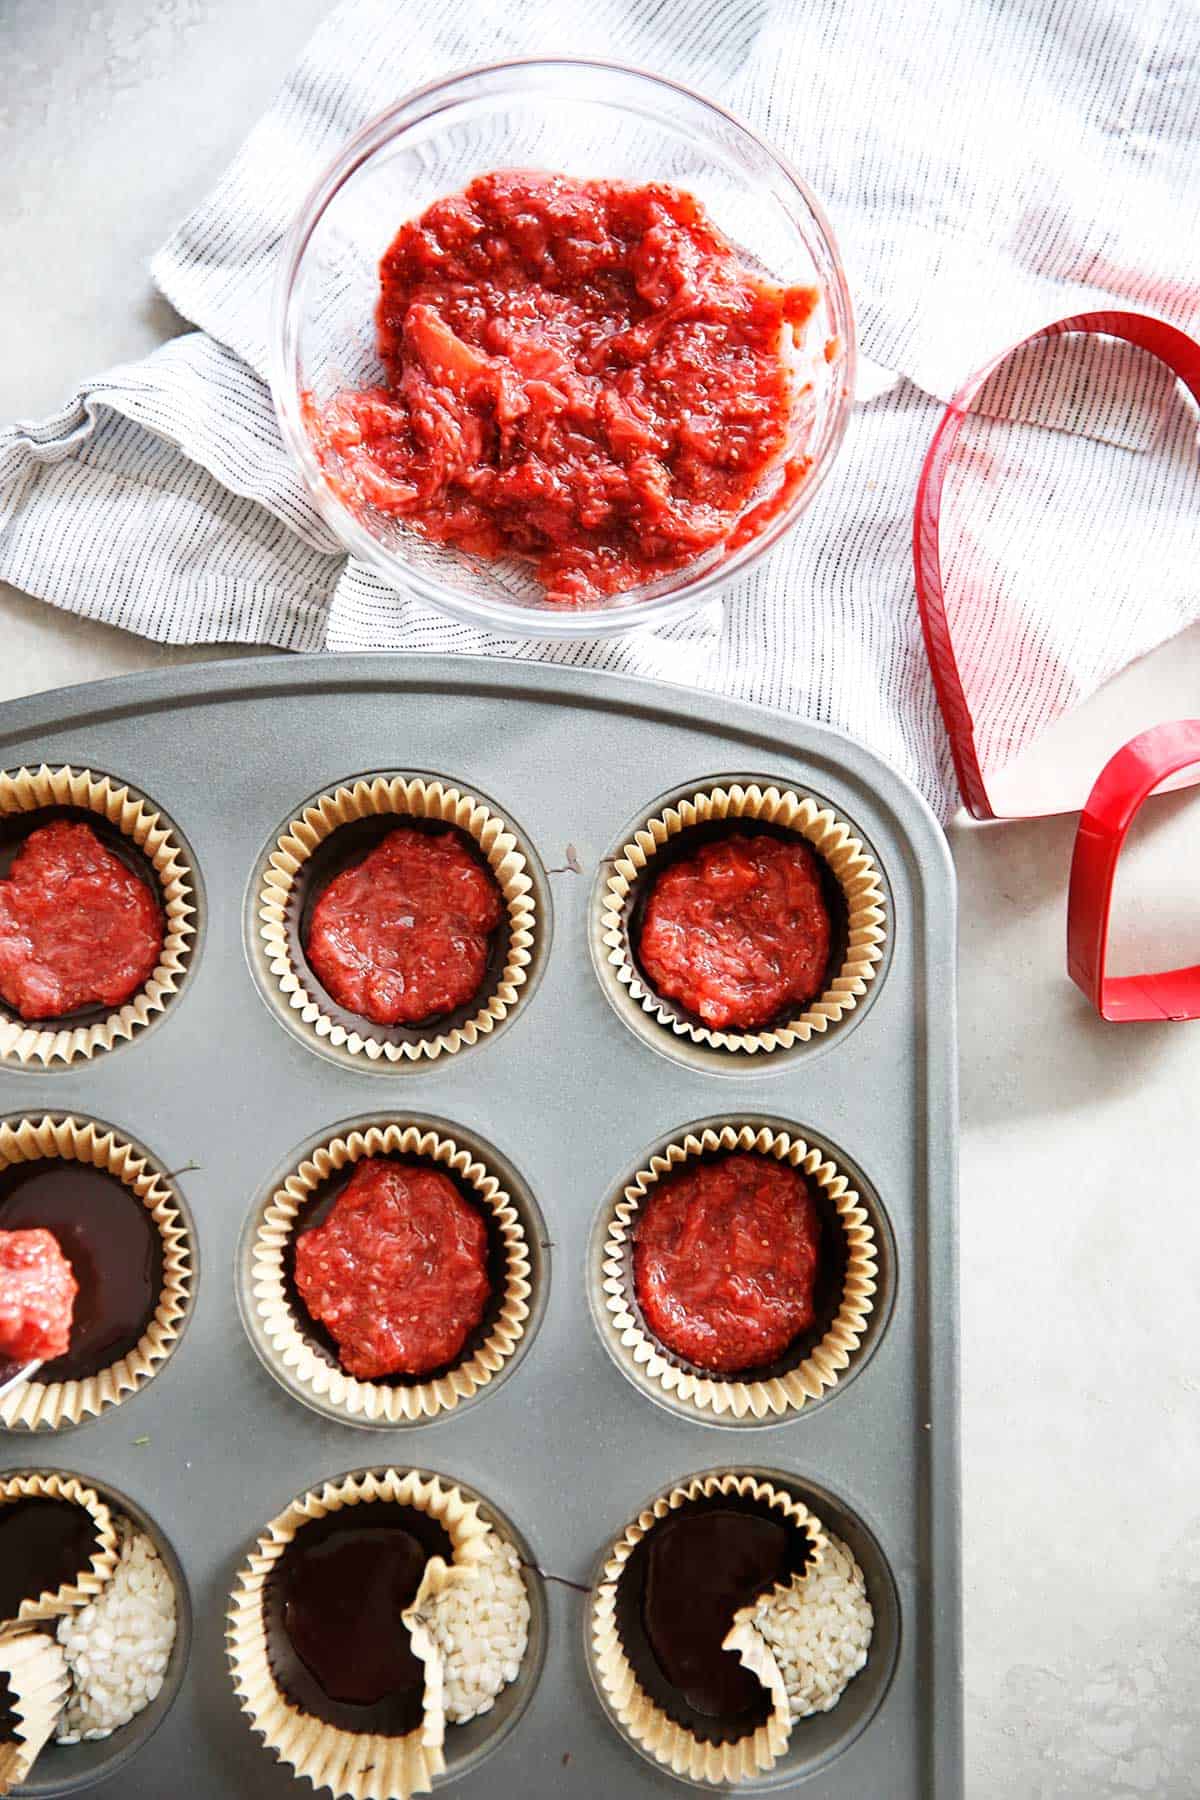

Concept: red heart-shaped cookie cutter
[[915, 311, 1200, 1020], [914, 309, 1200, 822], [1066, 719, 1200, 1022]]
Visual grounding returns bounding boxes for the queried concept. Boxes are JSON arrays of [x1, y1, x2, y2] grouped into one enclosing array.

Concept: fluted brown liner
[[257, 776, 537, 1064], [602, 1124, 877, 1420], [0, 1473, 117, 1626], [0, 765, 197, 1068], [250, 1124, 532, 1424], [600, 782, 886, 1053], [227, 1469, 491, 1800], [0, 1629, 69, 1793], [0, 1117, 194, 1431], [591, 1473, 826, 1786]]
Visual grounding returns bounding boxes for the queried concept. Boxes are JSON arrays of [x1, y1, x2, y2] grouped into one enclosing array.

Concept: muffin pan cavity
[[591, 774, 890, 1075], [236, 1114, 548, 1429], [2, 1472, 192, 1799], [0, 766, 202, 1071], [245, 771, 552, 1071], [586, 1467, 900, 1791], [589, 1116, 895, 1427]]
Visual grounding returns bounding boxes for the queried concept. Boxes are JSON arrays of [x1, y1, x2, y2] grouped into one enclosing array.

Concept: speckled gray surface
[[2, 5, 1200, 1797]]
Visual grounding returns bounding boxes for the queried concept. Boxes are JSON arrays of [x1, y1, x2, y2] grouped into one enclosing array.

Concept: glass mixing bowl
[[271, 58, 856, 639]]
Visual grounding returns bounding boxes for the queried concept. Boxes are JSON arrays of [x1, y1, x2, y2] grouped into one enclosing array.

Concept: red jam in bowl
[[304, 172, 821, 604]]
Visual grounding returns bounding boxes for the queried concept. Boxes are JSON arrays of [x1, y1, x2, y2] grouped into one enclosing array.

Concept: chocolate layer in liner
[[613, 1491, 815, 1746], [623, 1150, 849, 1387], [282, 1155, 506, 1388], [0, 807, 165, 1032], [0, 1160, 163, 1386], [264, 1504, 454, 1736], [285, 818, 509, 1048], [624, 819, 849, 1037], [0, 1499, 102, 1623]]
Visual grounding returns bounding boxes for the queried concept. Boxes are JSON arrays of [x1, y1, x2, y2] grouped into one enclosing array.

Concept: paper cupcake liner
[[250, 1124, 532, 1424], [227, 1469, 491, 1800], [0, 1117, 194, 1432], [0, 1472, 118, 1626], [0, 1629, 69, 1793], [600, 781, 886, 1054], [402, 1553, 484, 1720], [0, 765, 198, 1068], [591, 1472, 825, 1786], [257, 775, 537, 1064], [602, 1124, 877, 1420]]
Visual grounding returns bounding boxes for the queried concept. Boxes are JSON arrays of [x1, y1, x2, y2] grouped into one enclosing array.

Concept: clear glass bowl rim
[[270, 55, 858, 640]]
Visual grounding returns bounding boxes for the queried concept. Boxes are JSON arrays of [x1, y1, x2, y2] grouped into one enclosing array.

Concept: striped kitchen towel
[[2, 0, 1199, 819]]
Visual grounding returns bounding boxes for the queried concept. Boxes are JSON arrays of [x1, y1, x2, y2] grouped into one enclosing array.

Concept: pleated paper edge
[[0, 1472, 118, 1626], [0, 1116, 194, 1432], [227, 1469, 493, 1800], [590, 1472, 826, 1786], [0, 1629, 69, 1793], [250, 1124, 531, 1423], [0, 766, 197, 1068], [601, 1123, 877, 1420], [258, 775, 537, 1064], [600, 782, 886, 1053]]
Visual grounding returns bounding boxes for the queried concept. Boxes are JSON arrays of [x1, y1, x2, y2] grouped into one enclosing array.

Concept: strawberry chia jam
[[304, 172, 821, 604], [304, 827, 504, 1028], [294, 1158, 492, 1380], [633, 1153, 820, 1374], [637, 831, 833, 1031], [0, 821, 163, 1022]]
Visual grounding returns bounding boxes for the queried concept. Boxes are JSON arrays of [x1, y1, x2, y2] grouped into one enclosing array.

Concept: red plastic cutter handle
[[1067, 720, 1200, 1021], [914, 310, 1200, 820]]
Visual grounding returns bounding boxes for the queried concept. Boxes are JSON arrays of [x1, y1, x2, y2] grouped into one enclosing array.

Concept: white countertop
[[3, 5, 1198, 1794]]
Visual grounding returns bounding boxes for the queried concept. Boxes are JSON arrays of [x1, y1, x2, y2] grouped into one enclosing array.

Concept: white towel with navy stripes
[[2, 0, 1199, 819]]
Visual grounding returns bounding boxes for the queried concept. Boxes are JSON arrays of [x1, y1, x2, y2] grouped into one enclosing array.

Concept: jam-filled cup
[[249, 773, 548, 1071], [593, 778, 888, 1073], [0, 765, 199, 1070], [592, 1120, 883, 1424], [239, 1117, 544, 1427]]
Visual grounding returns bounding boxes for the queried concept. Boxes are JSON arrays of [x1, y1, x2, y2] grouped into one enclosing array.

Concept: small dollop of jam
[[0, 1497, 100, 1622], [640, 1505, 809, 1726], [0, 1227, 77, 1363], [304, 827, 504, 1028], [304, 171, 819, 605], [0, 820, 163, 1021], [637, 831, 833, 1030], [293, 1157, 492, 1380], [633, 1153, 820, 1374], [0, 1160, 162, 1384]]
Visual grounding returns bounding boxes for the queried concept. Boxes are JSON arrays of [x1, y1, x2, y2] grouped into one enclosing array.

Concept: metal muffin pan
[[0, 655, 961, 1798]]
